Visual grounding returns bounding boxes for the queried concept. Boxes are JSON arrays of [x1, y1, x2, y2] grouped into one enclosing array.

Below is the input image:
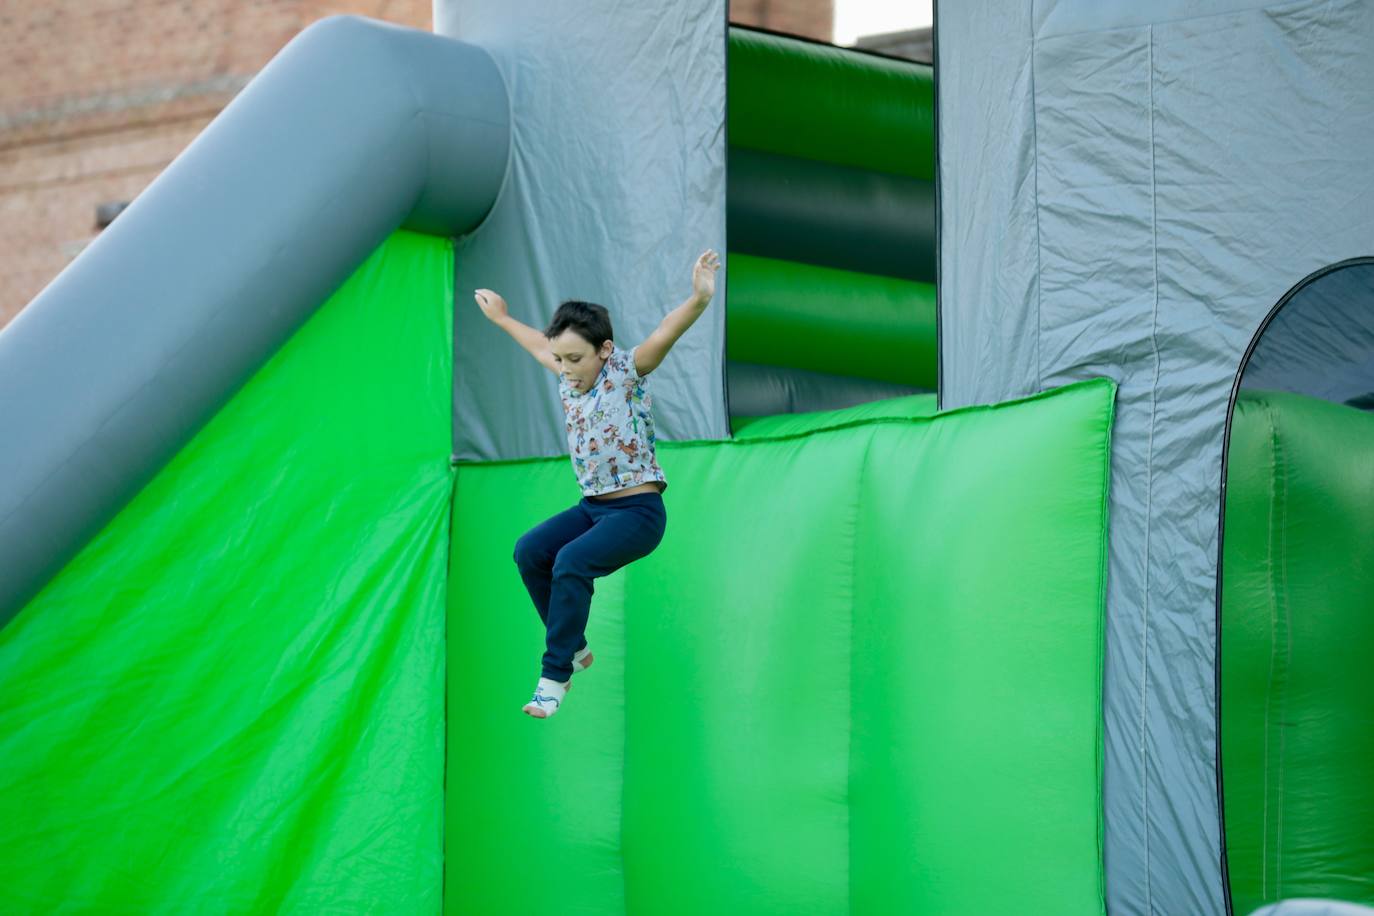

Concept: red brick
[[1, 0, 432, 328]]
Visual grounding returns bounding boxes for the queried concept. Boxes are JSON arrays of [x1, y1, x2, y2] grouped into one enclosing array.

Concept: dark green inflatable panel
[[1222, 389, 1374, 913], [727, 146, 937, 283], [727, 252, 938, 389], [447, 377, 1113, 915], [728, 27, 935, 181], [0, 231, 454, 913]]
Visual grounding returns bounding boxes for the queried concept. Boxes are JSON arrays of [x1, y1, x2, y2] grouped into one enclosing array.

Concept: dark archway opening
[[1218, 258, 1374, 915]]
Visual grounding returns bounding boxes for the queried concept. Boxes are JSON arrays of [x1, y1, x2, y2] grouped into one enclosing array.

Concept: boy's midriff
[[587, 482, 664, 501]]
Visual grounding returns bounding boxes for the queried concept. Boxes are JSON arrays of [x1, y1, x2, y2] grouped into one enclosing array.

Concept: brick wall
[[731, 0, 833, 42], [0, 0, 828, 329], [0, 1, 432, 329]]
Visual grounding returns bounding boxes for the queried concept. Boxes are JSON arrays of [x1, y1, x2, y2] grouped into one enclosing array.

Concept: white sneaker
[[572, 645, 594, 673], [522, 676, 571, 718]]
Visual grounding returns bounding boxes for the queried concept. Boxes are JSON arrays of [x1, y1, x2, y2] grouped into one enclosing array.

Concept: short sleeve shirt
[[558, 344, 669, 497]]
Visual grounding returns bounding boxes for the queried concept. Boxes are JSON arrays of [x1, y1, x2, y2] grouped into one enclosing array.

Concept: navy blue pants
[[513, 491, 667, 681]]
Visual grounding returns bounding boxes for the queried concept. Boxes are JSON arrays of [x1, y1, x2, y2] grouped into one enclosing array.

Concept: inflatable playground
[[0, 2, 1370, 914]]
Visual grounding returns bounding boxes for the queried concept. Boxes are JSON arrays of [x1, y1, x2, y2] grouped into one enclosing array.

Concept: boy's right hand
[[474, 288, 508, 322]]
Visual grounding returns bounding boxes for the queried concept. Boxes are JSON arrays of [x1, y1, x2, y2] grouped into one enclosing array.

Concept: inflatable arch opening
[[1219, 258, 1374, 916]]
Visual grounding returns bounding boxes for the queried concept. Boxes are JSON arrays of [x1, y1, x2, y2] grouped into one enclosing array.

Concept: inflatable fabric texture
[[440, 0, 729, 463], [448, 376, 1115, 915], [726, 253, 937, 389], [0, 231, 454, 913], [0, 16, 506, 621], [727, 26, 934, 181], [723, 26, 938, 415], [1223, 390, 1374, 914], [936, 5, 1374, 911], [1239, 263, 1374, 411], [1248, 900, 1374, 916]]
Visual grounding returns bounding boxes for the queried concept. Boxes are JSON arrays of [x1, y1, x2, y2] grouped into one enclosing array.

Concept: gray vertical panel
[[1149, 9, 1374, 911], [935, 0, 1040, 411], [435, 0, 729, 462], [1032, 26, 1165, 914], [939, 1, 1374, 914]]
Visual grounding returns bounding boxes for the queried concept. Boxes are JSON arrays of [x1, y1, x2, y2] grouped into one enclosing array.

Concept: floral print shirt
[[559, 344, 668, 497]]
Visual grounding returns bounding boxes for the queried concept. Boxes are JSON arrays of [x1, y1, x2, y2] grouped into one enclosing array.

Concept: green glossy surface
[[728, 27, 935, 180], [447, 378, 1114, 915], [726, 253, 938, 389], [1222, 389, 1374, 913], [0, 231, 454, 913]]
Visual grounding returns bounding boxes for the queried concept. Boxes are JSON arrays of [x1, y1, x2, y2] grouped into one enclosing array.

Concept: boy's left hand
[[692, 249, 721, 302]]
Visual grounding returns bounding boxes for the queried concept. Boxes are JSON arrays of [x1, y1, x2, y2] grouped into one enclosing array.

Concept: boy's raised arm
[[634, 249, 720, 376], [475, 289, 559, 375]]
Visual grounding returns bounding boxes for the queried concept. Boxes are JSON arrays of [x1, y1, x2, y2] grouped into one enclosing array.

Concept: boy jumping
[[474, 248, 720, 718]]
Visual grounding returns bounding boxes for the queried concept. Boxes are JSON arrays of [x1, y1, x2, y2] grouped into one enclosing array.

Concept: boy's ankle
[[524, 676, 570, 718]]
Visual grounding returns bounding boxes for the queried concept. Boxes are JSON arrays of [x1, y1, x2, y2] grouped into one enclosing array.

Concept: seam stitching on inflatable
[[1273, 406, 1291, 896], [1096, 378, 1117, 914], [442, 238, 456, 916], [1142, 25, 1160, 911], [1030, 15, 1044, 393], [1260, 405, 1278, 899]]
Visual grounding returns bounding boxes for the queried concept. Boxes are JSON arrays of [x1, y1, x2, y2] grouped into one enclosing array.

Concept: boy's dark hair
[[544, 299, 613, 350]]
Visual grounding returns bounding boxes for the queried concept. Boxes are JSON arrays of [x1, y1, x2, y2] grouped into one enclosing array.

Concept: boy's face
[[549, 330, 612, 391]]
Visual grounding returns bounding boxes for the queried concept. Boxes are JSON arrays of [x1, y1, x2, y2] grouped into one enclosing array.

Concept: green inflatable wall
[[1222, 389, 1374, 914], [0, 231, 454, 912], [447, 377, 1115, 915]]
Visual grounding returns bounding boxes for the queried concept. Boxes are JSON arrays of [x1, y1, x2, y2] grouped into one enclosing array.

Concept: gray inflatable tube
[[0, 16, 510, 623]]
